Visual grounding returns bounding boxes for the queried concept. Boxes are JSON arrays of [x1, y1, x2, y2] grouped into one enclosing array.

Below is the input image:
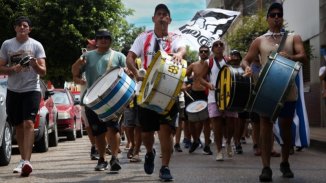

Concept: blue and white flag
[[273, 69, 310, 147], [174, 8, 240, 51]]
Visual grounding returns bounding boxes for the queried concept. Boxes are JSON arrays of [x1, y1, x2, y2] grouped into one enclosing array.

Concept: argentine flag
[[273, 69, 310, 147]]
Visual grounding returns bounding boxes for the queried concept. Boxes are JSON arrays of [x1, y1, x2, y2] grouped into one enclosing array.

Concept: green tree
[[0, 0, 143, 87], [226, 10, 268, 54]]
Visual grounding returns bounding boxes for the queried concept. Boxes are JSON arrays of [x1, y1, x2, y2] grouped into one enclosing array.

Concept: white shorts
[[208, 103, 238, 118]]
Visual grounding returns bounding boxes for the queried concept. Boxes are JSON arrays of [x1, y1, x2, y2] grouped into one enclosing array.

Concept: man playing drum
[[242, 3, 307, 182], [201, 40, 238, 161], [126, 4, 186, 181], [72, 29, 126, 173], [185, 45, 212, 155]]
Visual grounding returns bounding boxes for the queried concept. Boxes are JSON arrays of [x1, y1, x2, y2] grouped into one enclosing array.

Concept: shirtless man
[[185, 45, 212, 155]]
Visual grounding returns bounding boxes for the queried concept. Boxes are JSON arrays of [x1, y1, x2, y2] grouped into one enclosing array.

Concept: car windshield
[[53, 92, 70, 105]]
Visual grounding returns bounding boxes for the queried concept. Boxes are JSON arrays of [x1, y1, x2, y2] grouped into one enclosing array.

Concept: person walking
[[242, 3, 307, 182], [72, 28, 126, 173], [0, 16, 46, 177], [126, 4, 186, 181]]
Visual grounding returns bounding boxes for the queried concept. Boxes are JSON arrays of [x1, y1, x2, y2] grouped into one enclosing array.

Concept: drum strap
[[276, 31, 288, 53], [106, 49, 115, 71]]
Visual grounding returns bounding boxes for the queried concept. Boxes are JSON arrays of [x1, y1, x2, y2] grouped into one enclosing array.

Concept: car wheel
[[67, 122, 76, 141], [0, 121, 12, 166], [76, 122, 83, 138], [49, 122, 58, 147], [34, 124, 49, 152]]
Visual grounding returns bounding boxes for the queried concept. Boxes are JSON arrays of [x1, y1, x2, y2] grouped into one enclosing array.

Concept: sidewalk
[[309, 127, 326, 152]]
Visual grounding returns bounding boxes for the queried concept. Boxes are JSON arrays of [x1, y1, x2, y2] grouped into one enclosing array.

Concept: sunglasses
[[213, 43, 224, 47], [199, 50, 209, 54], [269, 12, 283, 18], [96, 36, 110, 40]]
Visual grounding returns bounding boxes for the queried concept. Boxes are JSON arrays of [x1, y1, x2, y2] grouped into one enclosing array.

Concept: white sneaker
[[21, 161, 33, 177], [216, 151, 224, 161], [13, 160, 24, 173], [227, 145, 234, 158]]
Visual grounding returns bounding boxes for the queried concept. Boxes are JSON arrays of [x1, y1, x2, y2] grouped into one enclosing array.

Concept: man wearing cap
[[242, 2, 307, 182], [72, 28, 126, 173], [0, 16, 46, 177], [126, 3, 186, 181]]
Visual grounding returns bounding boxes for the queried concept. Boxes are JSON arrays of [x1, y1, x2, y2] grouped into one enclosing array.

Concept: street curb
[[309, 139, 326, 153]]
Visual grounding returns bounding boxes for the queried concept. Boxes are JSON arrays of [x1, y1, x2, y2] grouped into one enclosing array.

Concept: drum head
[[84, 68, 121, 105], [138, 51, 165, 103], [186, 100, 208, 113]]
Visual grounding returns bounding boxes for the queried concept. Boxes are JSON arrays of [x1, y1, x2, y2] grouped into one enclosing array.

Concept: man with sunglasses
[[242, 2, 307, 182], [126, 4, 186, 181], [201, 40, 238, 161], [72, 28, 126, 173], [185, 45, 213, 155]]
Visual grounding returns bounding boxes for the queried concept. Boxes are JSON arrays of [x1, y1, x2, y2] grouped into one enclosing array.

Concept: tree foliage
[[226, 10, 268, 54], [0, 0, 144, 87]]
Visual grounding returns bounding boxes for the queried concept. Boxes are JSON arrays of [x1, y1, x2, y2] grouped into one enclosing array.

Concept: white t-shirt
[[0, 37, 46, 92], [130, 30, 185, 70], [207, 57, 227, 103]]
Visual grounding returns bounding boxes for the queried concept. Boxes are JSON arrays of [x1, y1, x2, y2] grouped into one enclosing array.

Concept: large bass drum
[[246, 52, 302, 121], [137, 51, 187, 115], [83, 67, 136, 122], [216, 65, 252, 112]]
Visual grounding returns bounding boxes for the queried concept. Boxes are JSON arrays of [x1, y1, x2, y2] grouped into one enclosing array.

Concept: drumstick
[[184, 90, 195, 102]]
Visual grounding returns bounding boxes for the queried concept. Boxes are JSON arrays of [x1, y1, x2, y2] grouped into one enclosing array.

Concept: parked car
[[53, 88, 83, 140], [0, 76, 12, 166], [0, 76, 59, 153]]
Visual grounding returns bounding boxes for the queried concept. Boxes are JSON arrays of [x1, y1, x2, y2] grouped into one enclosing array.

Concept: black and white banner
[[174, 8, 240, 51]]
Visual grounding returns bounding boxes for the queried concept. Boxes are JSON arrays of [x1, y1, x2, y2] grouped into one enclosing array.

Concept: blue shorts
[[278, 101, 296, 118], [84, 107, 119, 136]]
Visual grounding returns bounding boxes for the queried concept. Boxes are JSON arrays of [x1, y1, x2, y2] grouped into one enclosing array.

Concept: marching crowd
[[0, 2, 307, 182]]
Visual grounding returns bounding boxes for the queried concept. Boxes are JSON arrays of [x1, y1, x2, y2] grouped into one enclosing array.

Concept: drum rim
[[83, 67, 123, 107]]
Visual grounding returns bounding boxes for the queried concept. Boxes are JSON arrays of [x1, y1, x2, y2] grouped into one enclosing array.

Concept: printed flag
[[273, 69, 310, 147], [174, 8, 240, 51]]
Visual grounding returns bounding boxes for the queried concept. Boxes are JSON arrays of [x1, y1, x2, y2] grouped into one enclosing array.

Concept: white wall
[[283, 0, 319, 41]]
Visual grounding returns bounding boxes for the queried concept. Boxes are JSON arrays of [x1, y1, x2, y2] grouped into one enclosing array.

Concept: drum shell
[[138, 51, 187, 115], [246, 52, 301, 121], [83, 67, 136, 122], [216, 65, 252, 112], [186, 100, 209, 122]]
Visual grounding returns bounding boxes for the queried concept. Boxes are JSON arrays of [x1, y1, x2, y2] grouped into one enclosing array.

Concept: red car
[[53, 88, 83, 140]]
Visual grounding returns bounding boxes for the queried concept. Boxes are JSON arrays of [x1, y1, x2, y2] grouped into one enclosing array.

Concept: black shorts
[[138, 102, 178, 132], [6, 90, 41, 126], [85, 107, 120, 136]]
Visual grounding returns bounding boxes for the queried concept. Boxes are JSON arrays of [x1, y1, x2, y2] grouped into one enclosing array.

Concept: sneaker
[[215, 151, 224, 161], [144, 149, 156, 174], [183, 138, 191, 149], [226, 144, 234, 158], [189, 141, 199, 153], [280, 162, 294, 178], [21, 161, 33, 177], [240, 137, 247, 144], [235, 144, 243, 154], [95, 160, 108, 171], [110, 157, 121, 172], [259, 167, 272, 182], [13, 160, 24, 173], [159, 166, 174, 181], [203, 145, 213, 155], [90, 146, 99, 160], [174, 144, 183, 152]]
